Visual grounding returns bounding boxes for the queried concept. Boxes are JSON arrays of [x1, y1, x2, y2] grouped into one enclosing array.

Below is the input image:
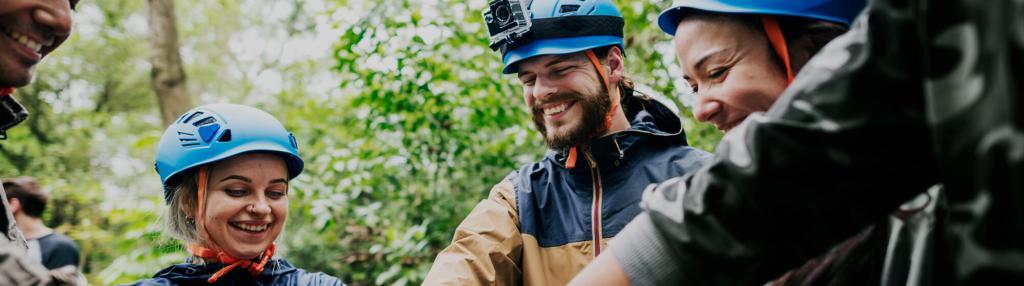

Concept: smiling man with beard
[[423, 0, 711, 285], [0, 0, 84, 285]]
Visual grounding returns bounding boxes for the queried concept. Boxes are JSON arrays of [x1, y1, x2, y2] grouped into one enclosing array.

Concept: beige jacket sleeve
[[423, 179, 523, 286]]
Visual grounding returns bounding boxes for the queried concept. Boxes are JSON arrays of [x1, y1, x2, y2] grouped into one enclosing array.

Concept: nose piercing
[[247, 204, 255, 212]]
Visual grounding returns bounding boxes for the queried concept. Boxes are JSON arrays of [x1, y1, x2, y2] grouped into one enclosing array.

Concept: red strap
[[564, 50, 621, 170], [196, 166, 211, 246], [760, 15, 794, 83], [584, 50, 620, 132], [0, 87, 14, 96], [566, 147, 578, 169], [189, 165, 275, 283]]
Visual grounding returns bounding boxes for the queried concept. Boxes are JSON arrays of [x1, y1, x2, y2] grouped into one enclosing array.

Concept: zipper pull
[[582, 147, 598, 170], [613, 137, 624, 160]]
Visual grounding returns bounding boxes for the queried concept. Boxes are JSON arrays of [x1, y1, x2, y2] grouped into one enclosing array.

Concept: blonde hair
[[164, 169, 207, 246]]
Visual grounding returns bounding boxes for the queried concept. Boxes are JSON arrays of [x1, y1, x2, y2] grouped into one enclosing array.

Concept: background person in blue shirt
[[3, 177, 80, 270]]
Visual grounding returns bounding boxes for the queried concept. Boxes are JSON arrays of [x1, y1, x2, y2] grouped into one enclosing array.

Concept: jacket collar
[[152, 258, 298, 282]]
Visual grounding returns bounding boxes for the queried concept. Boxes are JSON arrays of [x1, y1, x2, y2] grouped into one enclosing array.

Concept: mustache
[[530, 92, 584, 112]]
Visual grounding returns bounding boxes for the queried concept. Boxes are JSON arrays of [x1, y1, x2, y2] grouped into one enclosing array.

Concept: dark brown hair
[[590, 45, 646, 116], [3, 176, 47, 218], [679, 12, 848, 75]]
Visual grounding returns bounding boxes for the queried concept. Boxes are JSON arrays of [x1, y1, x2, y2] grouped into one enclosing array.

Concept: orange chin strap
[[188, 165, 275, 283], [566, 50, 621, 169], [188, 243, 276, 283], [760, 15, 795, 83]]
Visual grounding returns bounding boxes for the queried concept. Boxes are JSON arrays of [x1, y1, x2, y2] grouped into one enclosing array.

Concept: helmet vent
[[181, 111, 204, 124], [177, 131, 200, 147], [218, 129, 232, 142], [192, 116, 217, 127], [559, 4, 580, 14]]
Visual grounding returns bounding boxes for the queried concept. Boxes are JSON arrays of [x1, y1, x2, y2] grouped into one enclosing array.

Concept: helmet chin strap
[[187, 165, 275, 283], [566, 49, 621, 169], [760, 15, 795, 83]]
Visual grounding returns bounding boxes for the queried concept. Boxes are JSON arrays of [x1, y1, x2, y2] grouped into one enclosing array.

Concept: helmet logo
[[198, 123, 221, 143]]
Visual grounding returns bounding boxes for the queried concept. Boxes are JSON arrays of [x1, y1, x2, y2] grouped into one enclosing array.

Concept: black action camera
[[483, 0, 532, 51], [0, 95, 28, 140]]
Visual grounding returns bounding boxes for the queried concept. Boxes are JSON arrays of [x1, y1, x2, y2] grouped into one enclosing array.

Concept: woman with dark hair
[[662, 3, 852, 132], [570, 1, 956, 285], [655, 1, 948, 285]]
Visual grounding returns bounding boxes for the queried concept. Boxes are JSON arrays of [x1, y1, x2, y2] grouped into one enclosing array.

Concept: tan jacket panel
[[520, 236, 610, 286], [424, 179, 522, 286]]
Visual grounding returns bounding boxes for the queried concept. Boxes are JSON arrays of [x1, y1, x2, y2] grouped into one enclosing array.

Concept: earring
[[186, 217, 195, 225]]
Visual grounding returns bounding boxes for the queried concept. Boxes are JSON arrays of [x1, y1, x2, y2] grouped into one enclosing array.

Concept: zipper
[[582, 147, 604, 257]]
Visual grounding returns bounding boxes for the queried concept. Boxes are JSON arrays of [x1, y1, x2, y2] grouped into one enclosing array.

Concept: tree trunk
[[145, 0, 190, 127]]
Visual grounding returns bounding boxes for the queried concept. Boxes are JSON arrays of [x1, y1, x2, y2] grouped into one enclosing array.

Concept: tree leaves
[[0, 0, 723, 285]]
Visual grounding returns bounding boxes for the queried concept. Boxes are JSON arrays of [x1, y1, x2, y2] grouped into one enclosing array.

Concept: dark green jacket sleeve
[[610, 1, 937, 284], [614, 0, 1024, 284]]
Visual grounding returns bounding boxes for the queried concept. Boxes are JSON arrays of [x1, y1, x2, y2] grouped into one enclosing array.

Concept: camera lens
[[496, 6, 511, 24]]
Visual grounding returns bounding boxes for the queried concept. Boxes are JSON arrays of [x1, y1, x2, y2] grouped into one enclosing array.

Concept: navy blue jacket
[[129, 258, 344, 286]]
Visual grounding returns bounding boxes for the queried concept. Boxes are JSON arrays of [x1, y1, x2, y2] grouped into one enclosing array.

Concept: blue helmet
[[491, 0, 625, 74], [657, 0, 867, 35], [154, 103, 304, 203]]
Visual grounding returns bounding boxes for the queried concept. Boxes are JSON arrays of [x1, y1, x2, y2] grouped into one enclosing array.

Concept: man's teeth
[[544, 103, 569, 116], [233, 223, 269, 232], [6, 30, 44, 53]]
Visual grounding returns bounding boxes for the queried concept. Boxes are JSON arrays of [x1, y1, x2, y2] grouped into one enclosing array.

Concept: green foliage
[[0, 0, 169, 283], [276, 2, 538, 285], [274, 1, 720, 285], [0, 0, 722, 285]]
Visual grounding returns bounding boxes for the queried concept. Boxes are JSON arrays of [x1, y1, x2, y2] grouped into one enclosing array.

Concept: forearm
[[568, 246, 631, 286], [570, 212, 678, 286]]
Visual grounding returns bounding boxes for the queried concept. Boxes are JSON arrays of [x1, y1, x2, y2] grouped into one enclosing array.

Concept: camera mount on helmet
[[484, 0, 624, 57], [484, 0, 533, 52]]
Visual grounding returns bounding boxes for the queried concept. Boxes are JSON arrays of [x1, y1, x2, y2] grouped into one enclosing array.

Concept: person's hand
[[48, 265, 85, 286]]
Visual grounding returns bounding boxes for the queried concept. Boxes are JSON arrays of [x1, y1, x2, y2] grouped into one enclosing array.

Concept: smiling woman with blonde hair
[[131, 103, 344, 286]]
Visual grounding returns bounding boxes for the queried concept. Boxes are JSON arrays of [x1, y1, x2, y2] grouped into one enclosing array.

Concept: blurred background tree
[[0, 0, 720, 285]]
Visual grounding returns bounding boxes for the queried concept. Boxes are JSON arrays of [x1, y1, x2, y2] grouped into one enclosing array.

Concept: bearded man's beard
[[531, 86, 612, 150]]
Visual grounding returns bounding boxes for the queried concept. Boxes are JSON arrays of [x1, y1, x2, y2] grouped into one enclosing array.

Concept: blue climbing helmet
[[483, 0, 625, 74], [657, 0, 867, 35], [154, 103, 304, 203]]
